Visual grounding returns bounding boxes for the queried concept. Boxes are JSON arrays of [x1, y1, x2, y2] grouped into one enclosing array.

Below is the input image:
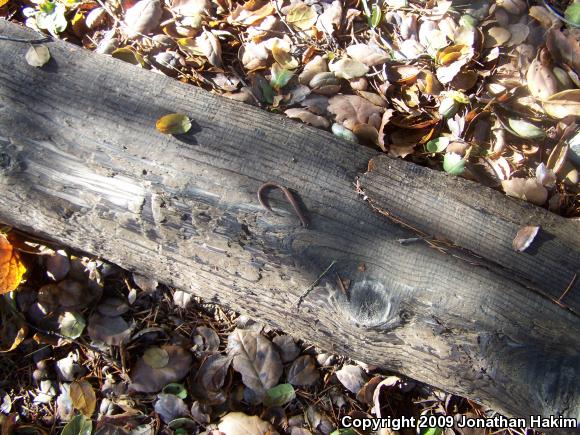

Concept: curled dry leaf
[[287, 355, 320, 386], [335, 364, 366, 394], [130, 345, 193, 393], [0, 234, 26, 295], [25, 45, 50, 67], [228, 1, 275, 26], [218, 412, 274, 435], [512, 225, 540, 252], [124, 0, 163, 38], [227, 328, 282, 400], [501, 178, 548, 205], [285, 108, 329, 128]]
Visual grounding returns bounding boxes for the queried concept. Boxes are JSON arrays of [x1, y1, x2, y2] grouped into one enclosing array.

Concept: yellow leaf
[[286, 3, 317, 31], [542, 89, 580, 119], [156, 113, 192, 134], [0, 234, 26, 295], [271, 40, 298, 69], [70, 380, 97, 417], [0, 0, 10, 6]]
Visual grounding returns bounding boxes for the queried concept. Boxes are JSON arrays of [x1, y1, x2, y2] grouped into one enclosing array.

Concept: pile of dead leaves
[[0, 230, 542, 435], [2, 0, 579, 216]]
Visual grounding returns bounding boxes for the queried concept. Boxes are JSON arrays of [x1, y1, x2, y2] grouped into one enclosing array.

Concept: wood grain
[[0, 21, 578, 422]]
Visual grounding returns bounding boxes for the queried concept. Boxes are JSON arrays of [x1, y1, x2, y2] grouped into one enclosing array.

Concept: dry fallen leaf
[[124, 0, 163, 38], [69, 380, 96, 417], [501, 178, 548, 205], [335, 364, 366, 394], [87, 313, 133, 345], [197, 30, 222, 67], [130, 345, 193, 393], [512, 225, 540, 252], [25, 45, 51, 67], [287, 355, 320, 386], [227, 328, 282, 400], [286, 2, 317, 31], [328, 95, 383, 130], [0, 234, 26, 295], [542, 90, 580, 119], [285, 108, 329, 128], [218, 412, 274, 435], [329, 58, 369, 80]]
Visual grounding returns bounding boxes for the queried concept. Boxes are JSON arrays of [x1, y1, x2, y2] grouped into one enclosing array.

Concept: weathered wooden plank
[[0, 20, 579, 423], [359, 154, 580, 314]]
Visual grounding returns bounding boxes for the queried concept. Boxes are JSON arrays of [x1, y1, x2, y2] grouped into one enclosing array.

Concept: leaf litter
[[0, 229, 546, 434]]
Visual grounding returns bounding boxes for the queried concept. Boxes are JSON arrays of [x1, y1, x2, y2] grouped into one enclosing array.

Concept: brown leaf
[[87, 313, 133, 345], [512, 225, 540, 252], [543, 89, 580, 119], [328, 95, 384, 130], [285, 108, 330, 128], [335, 364, 366, 394], [547, 28, 580, 73], [196, 353, 232, 392], [227, 329, 282, 400], [526, 54, 558, 100], [501, 178, 548, 205], [287, 355, 320, 386], [124, 0, 162, 38], [197, 30, 222, 67], [484, 27, 511, 48], [218, 412, 274, 434], [69, 380, 96, 417], [346, 44, 389, 67]]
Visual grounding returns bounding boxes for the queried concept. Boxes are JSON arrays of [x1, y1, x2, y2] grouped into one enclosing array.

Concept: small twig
[[557, 273, 577, 305], [297, 260, 336, 308], [0, 35, 52, 44]]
